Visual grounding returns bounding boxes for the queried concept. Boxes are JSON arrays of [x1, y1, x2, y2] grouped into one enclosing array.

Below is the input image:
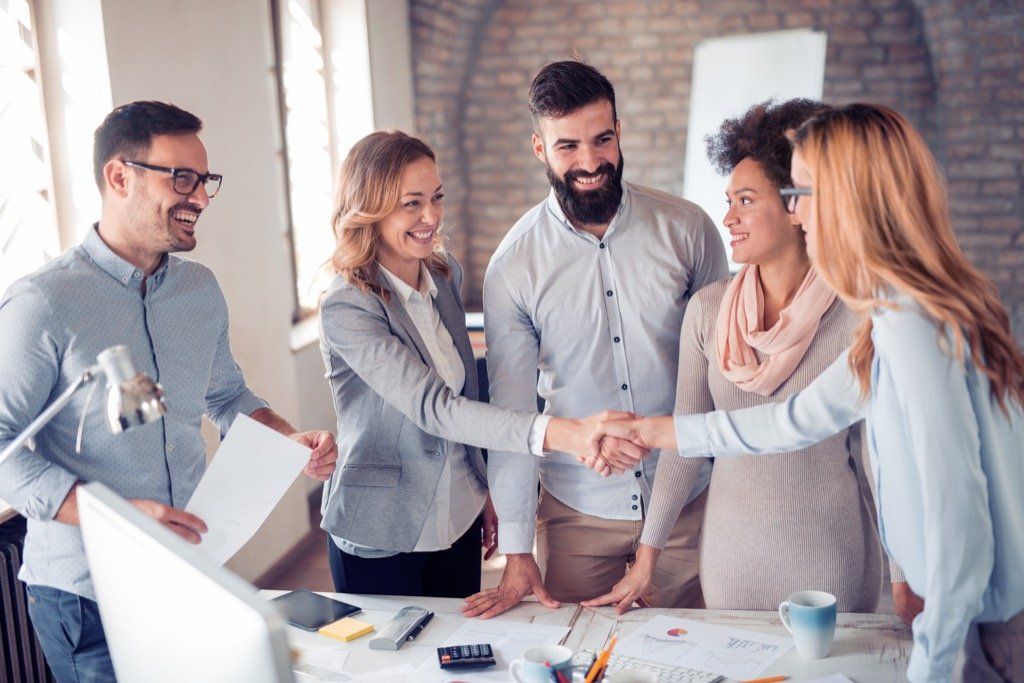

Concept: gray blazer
[[318, 256, 536, 552]]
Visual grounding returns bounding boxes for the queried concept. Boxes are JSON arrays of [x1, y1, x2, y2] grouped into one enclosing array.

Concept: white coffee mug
[[509, 644, 574, 683], [779, 590, 837, 659]]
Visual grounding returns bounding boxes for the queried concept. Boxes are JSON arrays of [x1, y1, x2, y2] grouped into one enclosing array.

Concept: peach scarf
[[716, 265, 836, 396]]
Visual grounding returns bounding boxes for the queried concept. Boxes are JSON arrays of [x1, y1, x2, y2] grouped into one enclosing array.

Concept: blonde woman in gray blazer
[[318, 131, 640, 598]]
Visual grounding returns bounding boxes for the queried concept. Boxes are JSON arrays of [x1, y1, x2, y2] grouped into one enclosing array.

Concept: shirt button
[[634, 471, 642, 478], [599, 242, 606, 249], [631, 505, 638, 511], [167, 445, 174, 453], [631, 494, 638, 500], [621, 383, 628, 390], [606, 290, 613, 297], [613, 336, 621, 343]]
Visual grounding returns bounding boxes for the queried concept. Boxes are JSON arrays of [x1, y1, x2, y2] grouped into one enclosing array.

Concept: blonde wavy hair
[[330, 131, 449, 302], [794, 104, 1024, 411]]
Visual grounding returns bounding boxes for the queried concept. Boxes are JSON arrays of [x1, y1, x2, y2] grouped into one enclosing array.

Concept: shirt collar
[[380, 262, 437, 303], [82, 224, 169, 289], [544, 181, 631, 238]]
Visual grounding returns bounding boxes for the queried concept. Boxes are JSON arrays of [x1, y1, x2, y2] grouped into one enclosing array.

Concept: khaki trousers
[[536, 487, 707, 608], [963, 609, 1024, 682]]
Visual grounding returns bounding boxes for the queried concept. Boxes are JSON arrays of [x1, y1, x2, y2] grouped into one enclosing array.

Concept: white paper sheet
[[616, 616, 792, 680], [803, 675, 854, 683], [350, 663, 417, 681], [186, 414, 310, 563], [415, 619, 570, 682], [293, 649, 351, 681]]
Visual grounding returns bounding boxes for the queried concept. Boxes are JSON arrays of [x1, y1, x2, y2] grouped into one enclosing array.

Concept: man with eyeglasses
[[0, 100, 338, 681]]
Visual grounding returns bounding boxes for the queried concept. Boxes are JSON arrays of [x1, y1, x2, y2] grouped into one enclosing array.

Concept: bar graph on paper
[[617, 616, 792, 679]]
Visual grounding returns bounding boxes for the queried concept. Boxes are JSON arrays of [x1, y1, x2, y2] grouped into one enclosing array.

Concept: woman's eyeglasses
[[779, 187, 812, 213]]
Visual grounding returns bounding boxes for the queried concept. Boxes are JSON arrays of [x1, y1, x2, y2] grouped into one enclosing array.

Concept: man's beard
[[546, 155, 625, 226]]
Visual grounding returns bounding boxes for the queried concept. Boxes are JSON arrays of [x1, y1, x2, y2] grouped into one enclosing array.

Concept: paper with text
[[186, 414, 309, 564], [617, 616, 792, 679]]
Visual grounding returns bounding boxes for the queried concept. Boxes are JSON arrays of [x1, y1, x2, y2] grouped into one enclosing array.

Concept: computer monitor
[[78, 482, 294, 683]]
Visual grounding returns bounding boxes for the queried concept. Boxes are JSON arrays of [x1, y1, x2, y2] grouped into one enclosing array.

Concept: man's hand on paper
[[582, 544, 659, 614], [461, 553, 560, 619], [131, 499, 207, 544], [291, 430, 338, 481]]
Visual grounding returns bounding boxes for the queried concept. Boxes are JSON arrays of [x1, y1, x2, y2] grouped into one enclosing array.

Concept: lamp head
[[96, 346, 168, 433]]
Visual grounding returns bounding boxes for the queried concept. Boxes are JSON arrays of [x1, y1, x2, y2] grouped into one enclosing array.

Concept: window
[[272, 0, 375, 318], [0, 0, 60, 295], [682, 29, 827, 270]]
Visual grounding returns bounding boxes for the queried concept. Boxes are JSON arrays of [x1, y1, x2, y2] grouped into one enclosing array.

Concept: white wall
[[26, 0, 415, 582], [99, 0, 330, 581]]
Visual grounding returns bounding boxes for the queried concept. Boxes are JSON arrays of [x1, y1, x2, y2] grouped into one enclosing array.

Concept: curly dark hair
[[705, 98, 830, 191]]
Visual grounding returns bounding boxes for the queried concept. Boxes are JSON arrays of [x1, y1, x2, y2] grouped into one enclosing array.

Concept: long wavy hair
[[795, 103, 1024, 412], [330, 131, 449, 302]]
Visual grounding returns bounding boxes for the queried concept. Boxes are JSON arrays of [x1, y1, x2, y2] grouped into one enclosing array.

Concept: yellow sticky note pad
[[318, 617, 374, 643]]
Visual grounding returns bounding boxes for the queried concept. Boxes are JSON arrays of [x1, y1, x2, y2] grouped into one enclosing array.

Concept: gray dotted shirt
[[0, 225, 267, 600]]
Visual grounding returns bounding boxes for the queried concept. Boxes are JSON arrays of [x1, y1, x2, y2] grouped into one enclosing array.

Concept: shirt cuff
[[497, 520, 536, 555], [674, 413, 711, 456], [906, 644, 953, 683], [211, 391, 269, 437], [889, 559, 907, 584], [528, 415, 552, 456], [26, 464, 79, 521]]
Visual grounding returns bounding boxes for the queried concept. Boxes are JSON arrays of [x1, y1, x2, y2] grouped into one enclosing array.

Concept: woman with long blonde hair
[[318, 131, 636, 598], [589, 104, 1024, 681]]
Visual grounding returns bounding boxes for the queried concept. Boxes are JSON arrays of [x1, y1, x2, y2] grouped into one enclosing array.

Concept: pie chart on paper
[[666, 628, 688, 637]]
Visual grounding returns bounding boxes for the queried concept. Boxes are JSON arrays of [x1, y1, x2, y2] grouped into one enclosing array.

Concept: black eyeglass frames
[[123, 160, 223, 198], [779, 186, 812, 213]]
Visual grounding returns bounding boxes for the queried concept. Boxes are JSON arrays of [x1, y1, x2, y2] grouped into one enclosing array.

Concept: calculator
[[437, 643, 496, 670]]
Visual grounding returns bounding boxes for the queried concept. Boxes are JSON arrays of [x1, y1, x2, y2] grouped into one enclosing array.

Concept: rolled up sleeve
[[203, 309, 267, 436]]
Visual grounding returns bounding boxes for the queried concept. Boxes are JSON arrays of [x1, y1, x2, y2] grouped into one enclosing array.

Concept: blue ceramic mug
[[778, 590, 837, 659]]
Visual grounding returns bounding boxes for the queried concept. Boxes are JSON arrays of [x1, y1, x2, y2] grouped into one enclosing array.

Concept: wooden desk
[[265, 592, 910, 681], [566, 606, 912, 682], [264, 592, 579, 676]]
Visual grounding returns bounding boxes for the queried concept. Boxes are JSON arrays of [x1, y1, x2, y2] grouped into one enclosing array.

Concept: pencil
[[741, 676, 789, 683], [584, 633, 618, 683]]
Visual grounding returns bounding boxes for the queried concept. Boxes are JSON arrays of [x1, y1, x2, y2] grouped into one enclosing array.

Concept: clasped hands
[[555, 411, 654, 476]]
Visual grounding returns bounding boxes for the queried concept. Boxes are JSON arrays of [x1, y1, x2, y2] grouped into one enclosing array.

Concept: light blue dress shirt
[[0, 226, 267, 600], [484, 182, 729, 553], [674, 295, 1024, 682]]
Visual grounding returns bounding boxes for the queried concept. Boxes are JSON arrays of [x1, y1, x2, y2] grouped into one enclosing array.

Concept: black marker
[[407, 611, 434, 641]]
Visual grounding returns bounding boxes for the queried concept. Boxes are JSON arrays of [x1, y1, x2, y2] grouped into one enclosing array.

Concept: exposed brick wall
[[411, 0, 1024, 337], [913, 0, 1024, 338]]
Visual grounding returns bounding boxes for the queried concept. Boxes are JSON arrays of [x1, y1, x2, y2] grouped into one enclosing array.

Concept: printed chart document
[[186, 414, 310, 563], [617, 615, 792, 679], [416, 619, 570, 681]]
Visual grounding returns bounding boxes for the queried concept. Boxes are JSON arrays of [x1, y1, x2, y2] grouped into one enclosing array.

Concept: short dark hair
[[93, 101, 203, 190], [705, 98, 830, 190], [529, 60, 617, 127]]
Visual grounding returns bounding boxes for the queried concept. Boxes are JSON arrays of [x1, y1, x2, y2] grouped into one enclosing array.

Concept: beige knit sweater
[[641, 279, 885, 612]]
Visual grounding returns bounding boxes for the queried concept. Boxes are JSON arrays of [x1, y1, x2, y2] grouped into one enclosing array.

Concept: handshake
[[545, 411, 657, 477]]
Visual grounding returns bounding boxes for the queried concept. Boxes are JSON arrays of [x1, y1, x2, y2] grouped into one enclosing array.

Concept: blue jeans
[[25, 584, 115, 682]]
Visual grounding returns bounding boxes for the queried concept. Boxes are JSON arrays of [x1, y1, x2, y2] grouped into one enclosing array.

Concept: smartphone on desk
[[270, 589, 362, 631]]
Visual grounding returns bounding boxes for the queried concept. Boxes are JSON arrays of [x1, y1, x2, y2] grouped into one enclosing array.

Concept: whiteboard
[[682, 29, 827, 269]]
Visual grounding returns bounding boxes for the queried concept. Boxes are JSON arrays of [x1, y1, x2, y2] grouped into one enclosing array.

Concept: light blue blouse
[[674, 296, 1024, 683]]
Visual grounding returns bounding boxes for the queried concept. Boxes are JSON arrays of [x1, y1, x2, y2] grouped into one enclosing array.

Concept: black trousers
[[327, 517, 482, 598]]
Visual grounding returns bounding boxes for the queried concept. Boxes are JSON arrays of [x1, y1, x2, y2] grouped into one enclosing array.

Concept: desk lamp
[[0, 345, 168, 467]]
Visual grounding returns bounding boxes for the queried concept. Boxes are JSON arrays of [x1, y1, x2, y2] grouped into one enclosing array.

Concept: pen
[[406, 612, 434, 641], [740, 676, 789, 683]]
